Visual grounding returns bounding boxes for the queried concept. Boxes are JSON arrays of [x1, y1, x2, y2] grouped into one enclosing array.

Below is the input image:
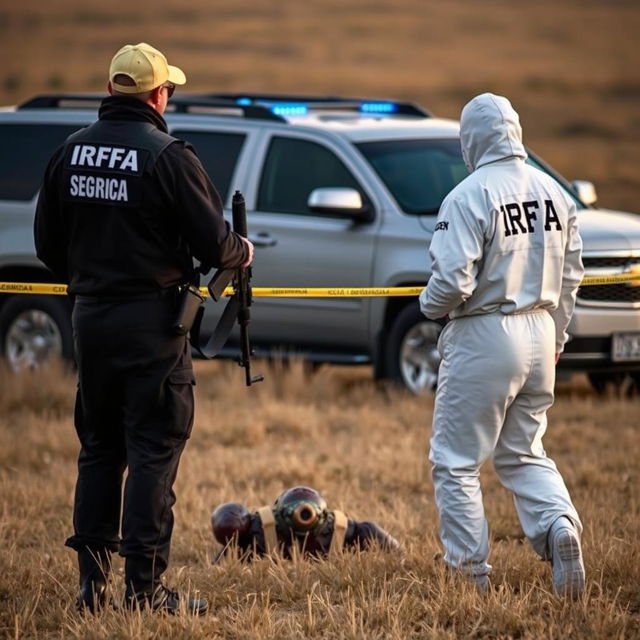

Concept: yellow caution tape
[[216, 286, 426, 298], [579, 273, 640, 287], [0, 283, 70, 295], [1, 272, 639, 297]]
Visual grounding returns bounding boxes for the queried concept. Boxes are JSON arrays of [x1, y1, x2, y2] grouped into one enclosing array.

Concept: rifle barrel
[[232, 190, 263, 386]]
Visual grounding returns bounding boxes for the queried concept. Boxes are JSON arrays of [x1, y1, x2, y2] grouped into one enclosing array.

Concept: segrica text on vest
[[69, 174, 128, 202]]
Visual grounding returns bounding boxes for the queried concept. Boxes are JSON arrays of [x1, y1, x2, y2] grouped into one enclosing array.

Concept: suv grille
[[578, 256, 640, 307], [582, 256, 637, 269], [578, 283, 640, 304]]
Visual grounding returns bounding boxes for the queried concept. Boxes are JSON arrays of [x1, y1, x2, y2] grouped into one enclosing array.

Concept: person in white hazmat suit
[[420, 93, 585, 597]]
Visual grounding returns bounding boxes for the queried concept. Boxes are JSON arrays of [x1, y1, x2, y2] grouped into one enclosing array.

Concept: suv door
[[170, 128, 247, 204], [0, 121, 89, 369], [247, 134, 378, 352], [0, 122, 85, 261]]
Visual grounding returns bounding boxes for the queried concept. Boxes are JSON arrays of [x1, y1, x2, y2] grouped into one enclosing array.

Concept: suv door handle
[[249, 232, 278, 247]]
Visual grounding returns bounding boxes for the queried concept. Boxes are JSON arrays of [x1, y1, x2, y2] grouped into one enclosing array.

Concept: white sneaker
[[470, 573, 490, 593], [549, 517, 585, 598]]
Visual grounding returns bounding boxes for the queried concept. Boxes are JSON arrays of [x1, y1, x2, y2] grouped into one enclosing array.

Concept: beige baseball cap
[[109, 42, 186, 93]]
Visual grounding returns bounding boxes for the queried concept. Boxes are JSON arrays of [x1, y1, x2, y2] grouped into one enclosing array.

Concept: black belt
[[75, 288, 178, 304]]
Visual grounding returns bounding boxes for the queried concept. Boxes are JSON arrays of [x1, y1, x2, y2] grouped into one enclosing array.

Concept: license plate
[[612, 332, 640, 362]]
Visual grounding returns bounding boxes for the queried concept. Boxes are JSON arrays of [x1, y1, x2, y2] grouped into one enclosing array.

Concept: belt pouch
[[172, 285, 205, 336]]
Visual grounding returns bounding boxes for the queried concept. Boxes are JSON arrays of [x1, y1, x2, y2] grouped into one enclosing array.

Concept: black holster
[[171, 285, 204, 336]]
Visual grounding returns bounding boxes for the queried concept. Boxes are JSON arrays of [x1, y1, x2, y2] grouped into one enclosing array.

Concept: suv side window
[[172, 130, 246, 201], [0, 124, 81, 200], [258, 136, 364, 215], [356, 139, 468, 215]]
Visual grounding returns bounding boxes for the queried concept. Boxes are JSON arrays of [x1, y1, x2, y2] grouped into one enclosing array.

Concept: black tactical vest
[[57, 116, 194, 296]]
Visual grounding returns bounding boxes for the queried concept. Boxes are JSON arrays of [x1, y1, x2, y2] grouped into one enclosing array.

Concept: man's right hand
[[240, 236, 254, 267]]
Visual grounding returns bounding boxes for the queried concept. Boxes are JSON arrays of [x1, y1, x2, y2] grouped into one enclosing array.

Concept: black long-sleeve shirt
[[35, 96, 247, 296]]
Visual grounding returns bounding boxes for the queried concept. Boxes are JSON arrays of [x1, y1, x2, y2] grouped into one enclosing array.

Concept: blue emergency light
[[270, 103, 309, 116], [359, 102, 398, 114]]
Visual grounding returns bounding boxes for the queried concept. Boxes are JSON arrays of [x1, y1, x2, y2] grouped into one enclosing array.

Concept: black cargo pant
[[65, 293, 196, 594]]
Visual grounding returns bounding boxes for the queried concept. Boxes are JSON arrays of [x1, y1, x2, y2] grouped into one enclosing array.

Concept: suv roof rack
[[19, 94, 106, 110], [18, 94, 286, 121], [18, 93, 431, 120]]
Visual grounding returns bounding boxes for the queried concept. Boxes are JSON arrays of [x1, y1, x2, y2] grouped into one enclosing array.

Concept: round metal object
[[4, 309, 63, 371], [399, 320, 442, 395]]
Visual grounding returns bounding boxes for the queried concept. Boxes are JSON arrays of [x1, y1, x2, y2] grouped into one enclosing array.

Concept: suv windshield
[[356, 138, 584, 215]]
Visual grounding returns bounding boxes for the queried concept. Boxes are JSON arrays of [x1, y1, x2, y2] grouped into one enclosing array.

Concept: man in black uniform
[[34, 42, 253, 615]]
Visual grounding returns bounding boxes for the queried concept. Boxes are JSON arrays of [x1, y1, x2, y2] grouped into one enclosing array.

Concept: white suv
[[1, 93, 639, 394]]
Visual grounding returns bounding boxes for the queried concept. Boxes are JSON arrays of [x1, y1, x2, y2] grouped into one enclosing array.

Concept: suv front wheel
[[383, 302, 443, 395], [587, 371, 640, 397], [0, 295, 73, 371]]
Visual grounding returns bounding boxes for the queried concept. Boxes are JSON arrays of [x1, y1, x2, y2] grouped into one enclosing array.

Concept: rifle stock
[[207, 268, 234, 302]]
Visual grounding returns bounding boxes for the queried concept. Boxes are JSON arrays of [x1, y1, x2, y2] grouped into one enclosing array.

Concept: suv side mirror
[[308, 187, 373, 222], [571, 180, 597, 205]]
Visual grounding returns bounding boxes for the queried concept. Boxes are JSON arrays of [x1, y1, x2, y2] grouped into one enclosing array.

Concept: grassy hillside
[[0, 360, 638, 638], [1, 0, 638, 211]]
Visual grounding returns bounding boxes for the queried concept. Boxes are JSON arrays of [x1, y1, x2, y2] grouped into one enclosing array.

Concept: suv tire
[[384, 302, 443, 395], [587, 371, 640, 397], [0, 295, 73, 371]]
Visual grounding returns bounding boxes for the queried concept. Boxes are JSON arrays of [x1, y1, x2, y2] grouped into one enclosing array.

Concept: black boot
[[76, 548, 110, 613], [126, 585, 209, 616], [124, 556, 207, 616]]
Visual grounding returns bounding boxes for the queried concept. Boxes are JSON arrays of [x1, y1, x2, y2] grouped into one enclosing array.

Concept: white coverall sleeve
[[549, 202, 583, 353], [419, 195, 485, 320]]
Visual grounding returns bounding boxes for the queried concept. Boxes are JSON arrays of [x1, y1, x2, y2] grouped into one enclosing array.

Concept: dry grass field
[[0, 0, 639, 212], [0, 360, 639, 639]]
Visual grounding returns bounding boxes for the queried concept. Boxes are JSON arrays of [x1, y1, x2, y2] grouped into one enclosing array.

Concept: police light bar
[[226, 95, 429, 118], [236, 97, 397, 117]]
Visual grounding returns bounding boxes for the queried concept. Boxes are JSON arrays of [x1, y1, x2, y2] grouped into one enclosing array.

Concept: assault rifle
[[205, 191, 263, 386]]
